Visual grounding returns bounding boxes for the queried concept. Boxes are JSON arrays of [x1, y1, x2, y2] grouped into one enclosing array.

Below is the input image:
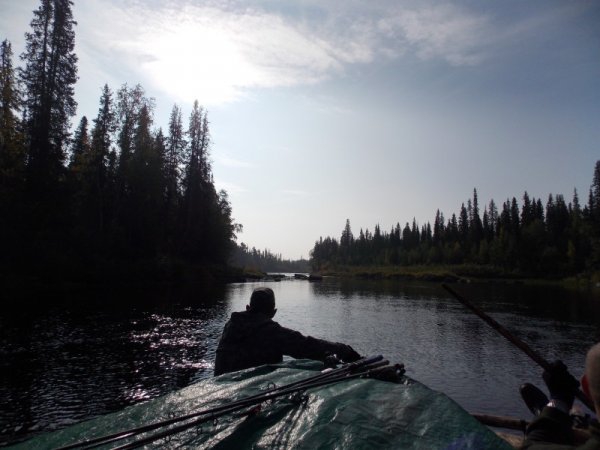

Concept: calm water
[[1, 279, 600, 446]]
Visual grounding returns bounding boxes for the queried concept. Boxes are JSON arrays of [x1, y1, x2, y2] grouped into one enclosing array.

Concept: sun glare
[[141, 19, 261, 105]]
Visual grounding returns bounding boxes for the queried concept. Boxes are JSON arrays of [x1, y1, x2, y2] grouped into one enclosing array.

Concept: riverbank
[[315, 264, 600, 290], [1, 258, 250, 304]]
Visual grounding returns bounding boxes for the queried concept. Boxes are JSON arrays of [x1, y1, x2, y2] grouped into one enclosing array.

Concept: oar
[[56, 355, 384, 450], [442, 283, 594, 412], [111, 363, 398, 450]]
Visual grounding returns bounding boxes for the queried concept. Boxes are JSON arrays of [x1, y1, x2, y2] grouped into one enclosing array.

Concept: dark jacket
[[214, 311, 359, 376], [521, 406, 600, 450]]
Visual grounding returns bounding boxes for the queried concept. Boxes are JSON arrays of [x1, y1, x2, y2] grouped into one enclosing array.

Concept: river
[[1, 278, 599, 446]]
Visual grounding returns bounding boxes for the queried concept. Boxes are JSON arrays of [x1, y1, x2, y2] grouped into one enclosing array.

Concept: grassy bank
[[316, 264, 600, 288]]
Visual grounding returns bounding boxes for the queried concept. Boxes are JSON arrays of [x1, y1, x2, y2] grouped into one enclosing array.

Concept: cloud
[[378, 4, 490, 66], [74, 1, 494, 105], [281, 189, 310, 197], [215, 155, 256, 168]]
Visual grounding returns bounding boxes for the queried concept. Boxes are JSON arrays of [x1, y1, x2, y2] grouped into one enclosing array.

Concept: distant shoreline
[[312, 264, 600, 290], [2, 261, 598, 304]]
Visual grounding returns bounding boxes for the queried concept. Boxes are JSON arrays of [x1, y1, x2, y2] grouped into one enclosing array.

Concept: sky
[[1, 0, 599, 260]]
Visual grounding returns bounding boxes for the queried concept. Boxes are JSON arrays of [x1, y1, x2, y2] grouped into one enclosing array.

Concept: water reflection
[[0, 285, 228, 446], [1, 280, 599, 446]]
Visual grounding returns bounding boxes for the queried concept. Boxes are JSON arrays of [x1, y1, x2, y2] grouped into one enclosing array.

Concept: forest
[[3, 1, 597, 285], [0, 1, 239, 284], [311, 162, 600, 278], [231, 244, 310, 274]]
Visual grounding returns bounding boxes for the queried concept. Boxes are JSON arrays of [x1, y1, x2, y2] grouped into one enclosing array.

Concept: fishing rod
[[111, 362, 401, 450], [56, 355, 385, 450], [442, 283, 594, 412]]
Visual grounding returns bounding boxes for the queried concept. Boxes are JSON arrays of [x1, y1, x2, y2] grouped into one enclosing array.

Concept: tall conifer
[[20, 0, 78, 192], [0, 39, 24, 193]]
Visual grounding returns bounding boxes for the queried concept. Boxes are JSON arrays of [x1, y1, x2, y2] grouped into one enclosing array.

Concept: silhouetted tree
[[0, 39, 25, 264], [69, 116, 89, 168], [309, 164, 600, 276], [163, 104, 186, 248], [470, 188, 483, 246], [0, 39, 23, 186], [20, 0, 78, 194]]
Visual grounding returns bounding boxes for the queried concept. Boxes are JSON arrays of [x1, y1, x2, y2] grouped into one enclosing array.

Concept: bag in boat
[[12, 360, 511, 449]]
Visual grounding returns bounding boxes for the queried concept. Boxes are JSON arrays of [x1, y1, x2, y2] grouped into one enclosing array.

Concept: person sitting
[[214, 287, 361, 376], [521, 343, 600, 449]]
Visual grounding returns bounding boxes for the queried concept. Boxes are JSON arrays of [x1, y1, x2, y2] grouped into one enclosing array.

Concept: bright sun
[[141, 20, 261, 105]]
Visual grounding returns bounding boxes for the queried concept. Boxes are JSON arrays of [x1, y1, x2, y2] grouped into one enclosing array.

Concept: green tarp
[[11, 360, 512, 449]]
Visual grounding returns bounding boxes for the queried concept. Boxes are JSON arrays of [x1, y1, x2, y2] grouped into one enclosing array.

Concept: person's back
[[214, 287, 361, 376], [214, 309, 286, 375]]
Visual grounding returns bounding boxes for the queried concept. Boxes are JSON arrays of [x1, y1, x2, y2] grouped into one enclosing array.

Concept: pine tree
[[20, 0, 78, 192]]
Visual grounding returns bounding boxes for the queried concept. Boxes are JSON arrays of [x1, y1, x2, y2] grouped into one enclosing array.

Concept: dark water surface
[[1, 279, 600, 446]]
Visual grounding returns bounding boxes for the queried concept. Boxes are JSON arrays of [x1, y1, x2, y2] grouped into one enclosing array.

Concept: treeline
[[231, 243, 310, 273], [0, 1, 238, 281], [311, 162, 600, 277]]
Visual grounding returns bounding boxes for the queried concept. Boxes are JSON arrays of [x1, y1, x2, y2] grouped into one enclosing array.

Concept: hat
[[249, 287, 275, 313]]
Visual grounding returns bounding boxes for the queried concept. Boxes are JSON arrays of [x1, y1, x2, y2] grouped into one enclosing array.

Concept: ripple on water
[[1, 280, 598, 446]]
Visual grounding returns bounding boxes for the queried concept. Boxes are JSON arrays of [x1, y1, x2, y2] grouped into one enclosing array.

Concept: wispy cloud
[[377, 4, 490, 66], [281, 189, 310, 197], [215, 155, 256, 169], [74, 1, 496, 104]]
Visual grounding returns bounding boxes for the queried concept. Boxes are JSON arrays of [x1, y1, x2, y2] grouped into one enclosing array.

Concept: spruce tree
[[470, 188, 483, 245], [521, 191, 533, 227], [181, 100, 216, 261], [164, 104, 186, 245], [0, 39, 25, 264], [115, 84, 148, 195], [458, 203, 469, 243], [0, 39, 24, 195], [591, 161, 600, 229], [20, 0, 78, 193], [128, 103, 162, 258], [69, 116, 89, 169], [341, 219, 353, 247], [89, 84, 116, 234], [487, 199, 498, 237]]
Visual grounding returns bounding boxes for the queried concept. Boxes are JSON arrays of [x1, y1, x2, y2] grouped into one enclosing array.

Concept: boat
[[10, 358, 513, 449]]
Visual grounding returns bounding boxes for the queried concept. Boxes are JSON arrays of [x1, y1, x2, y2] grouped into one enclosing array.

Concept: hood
[[222, 311, 274, 343]]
